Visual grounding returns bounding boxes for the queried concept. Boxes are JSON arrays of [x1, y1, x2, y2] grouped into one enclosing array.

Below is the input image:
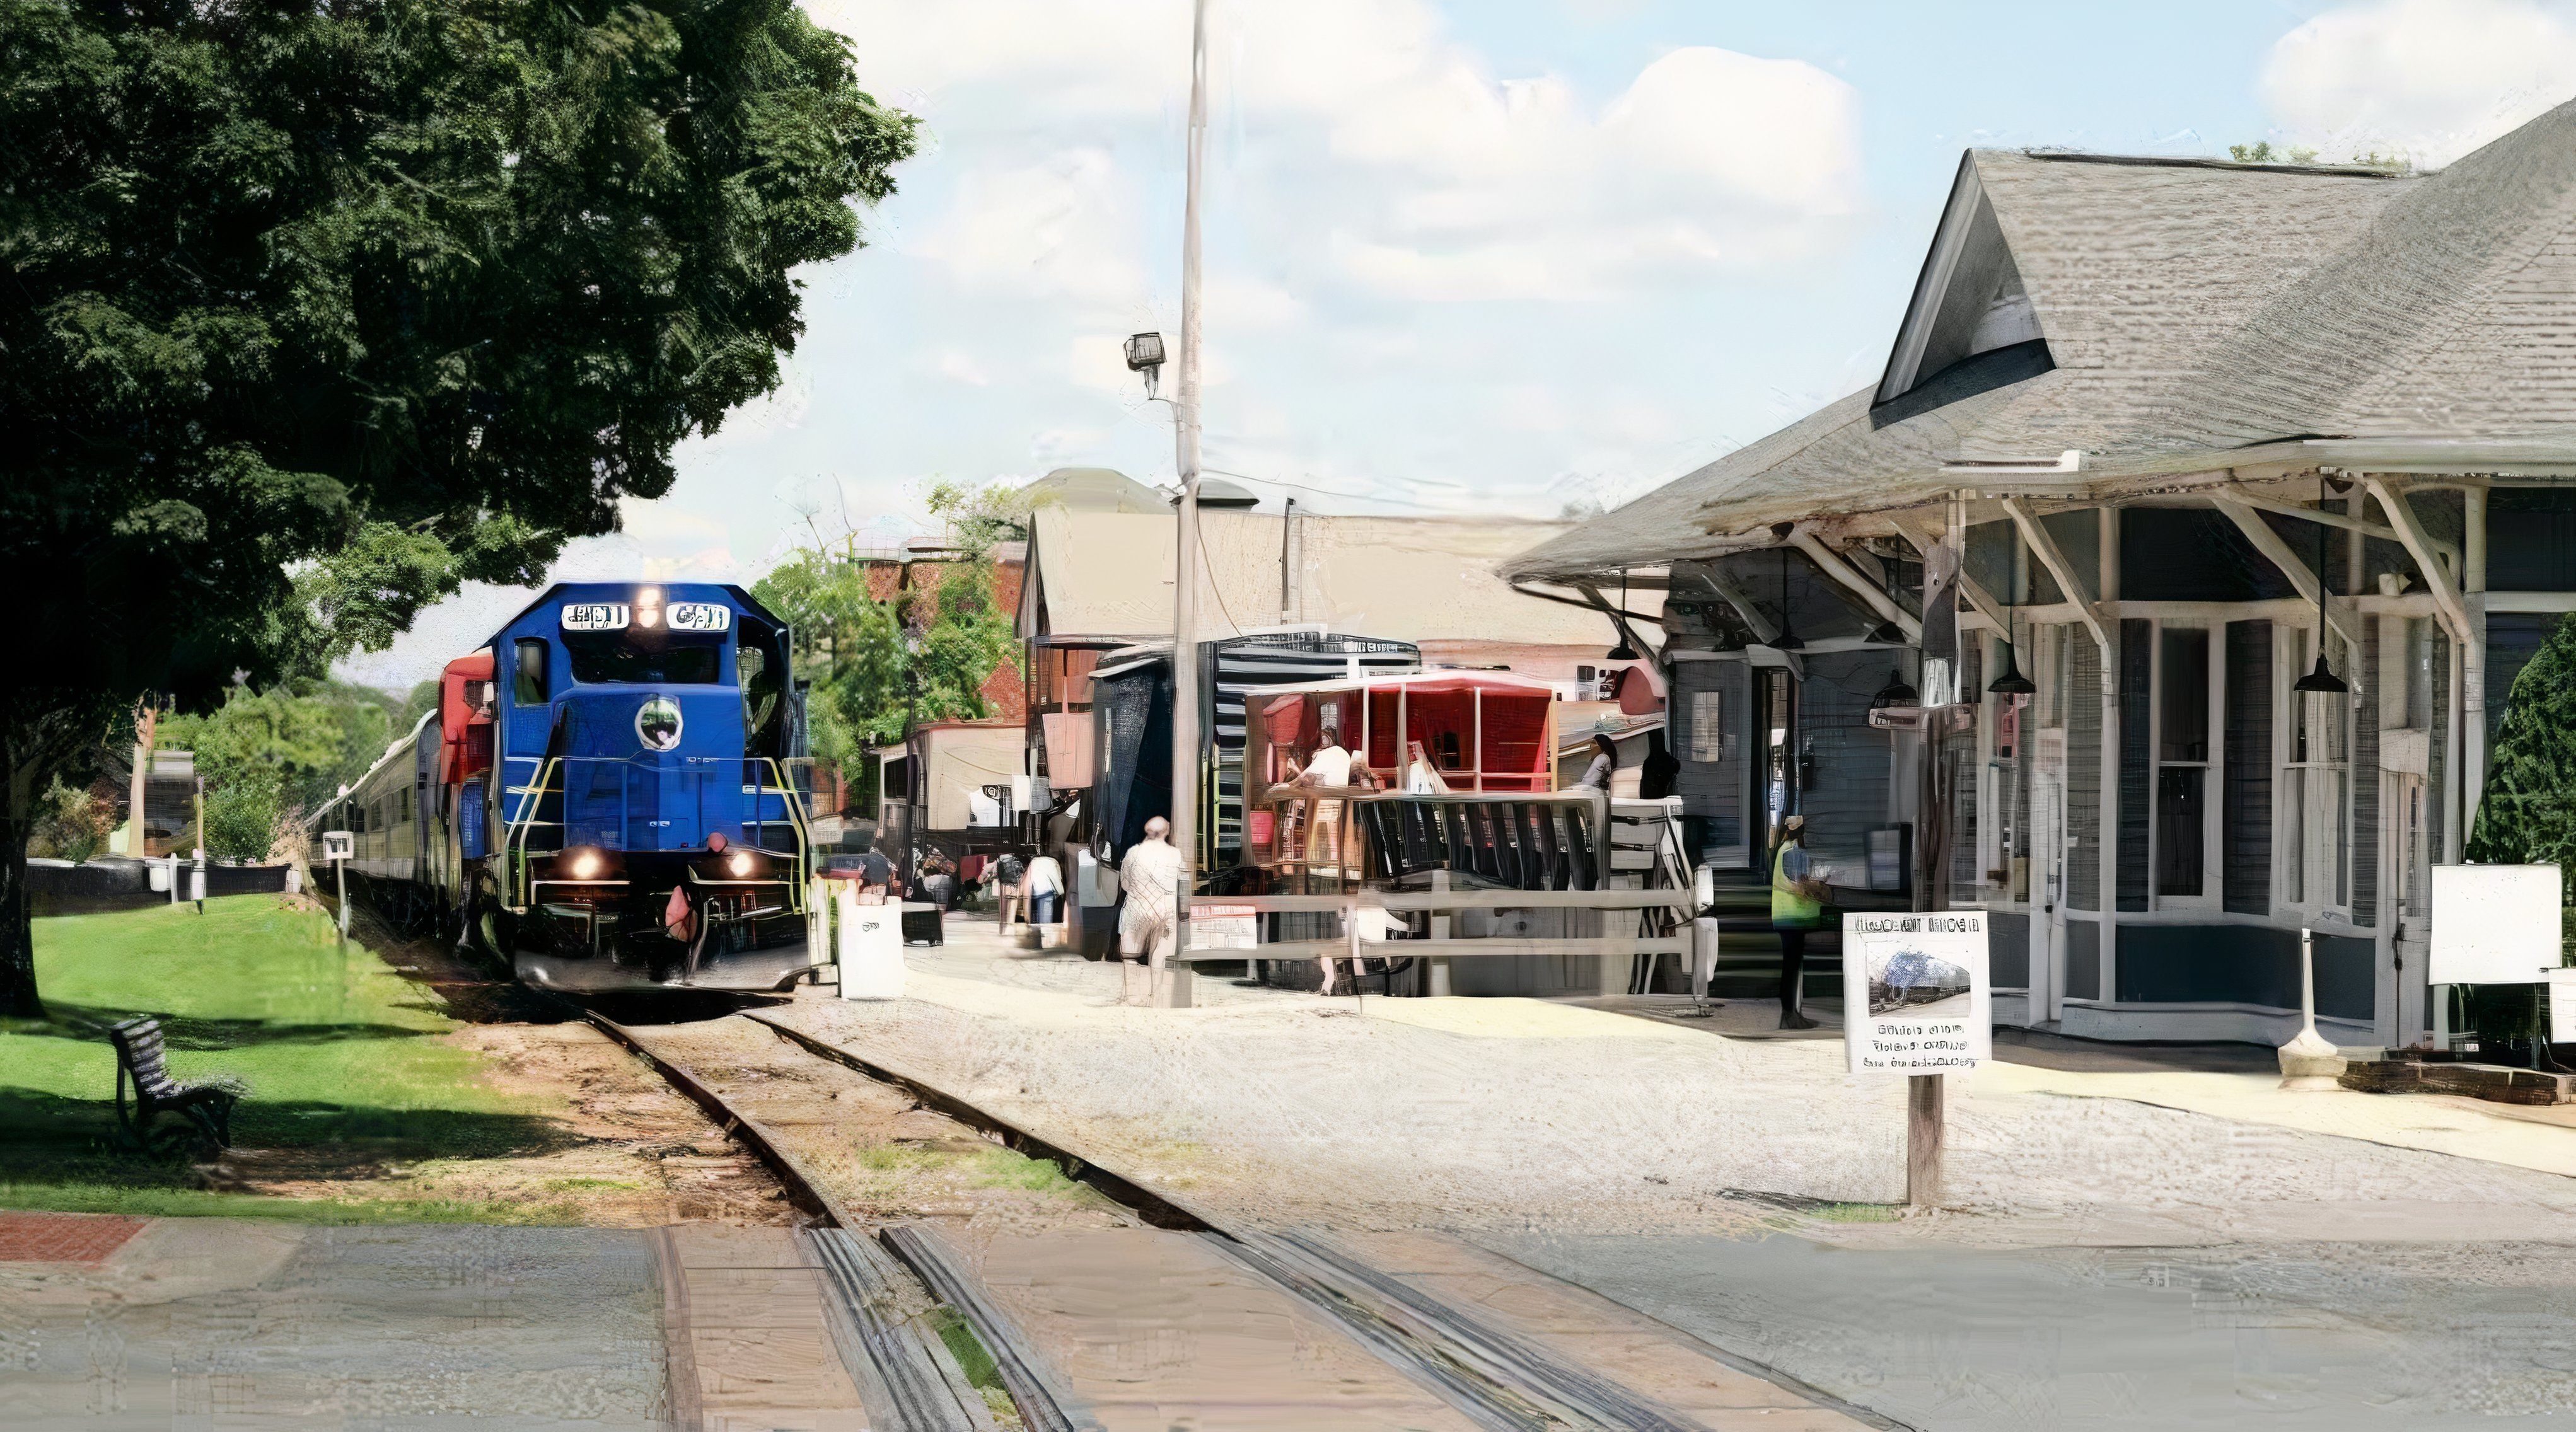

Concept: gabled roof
[[2159, 98, 2576, 448], [1025, 507, 1651, 645], [1508, 102, 2576, 584]]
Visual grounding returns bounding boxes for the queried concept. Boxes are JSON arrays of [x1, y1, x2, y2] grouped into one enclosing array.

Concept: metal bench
[[106, 1017, 238, 1152]]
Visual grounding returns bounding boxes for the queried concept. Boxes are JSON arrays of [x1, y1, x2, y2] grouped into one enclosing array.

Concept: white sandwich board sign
[[2428, 865, 2561, 985], [1843, 909, 1992, 1075]]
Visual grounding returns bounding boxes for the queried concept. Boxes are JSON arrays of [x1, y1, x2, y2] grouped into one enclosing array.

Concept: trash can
[[838, 886, 905, 1001]]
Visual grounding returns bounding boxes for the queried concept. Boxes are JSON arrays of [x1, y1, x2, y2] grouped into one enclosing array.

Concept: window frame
[[513, 637, 550, 705], [2146, 618, 2223, 912]]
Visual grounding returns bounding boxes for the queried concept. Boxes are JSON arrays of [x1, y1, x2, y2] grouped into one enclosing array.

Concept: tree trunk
[[0, 782, 42, 1020]]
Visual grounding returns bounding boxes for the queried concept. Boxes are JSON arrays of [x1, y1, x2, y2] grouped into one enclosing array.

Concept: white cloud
[[2261, 0, 2576, 166], [912, 147, 1147, 306], [922, 347, 992, 386], [820, 1, 1862, 303]]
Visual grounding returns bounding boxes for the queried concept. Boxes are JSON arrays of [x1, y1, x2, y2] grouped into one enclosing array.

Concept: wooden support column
[[2464, 485, 2489, 832], [2004, 498, 2116, 991], [2364, 475, 2478, 859]]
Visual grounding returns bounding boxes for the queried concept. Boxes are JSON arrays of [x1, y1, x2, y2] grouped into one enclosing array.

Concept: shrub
[[203, 775, 285, 864]]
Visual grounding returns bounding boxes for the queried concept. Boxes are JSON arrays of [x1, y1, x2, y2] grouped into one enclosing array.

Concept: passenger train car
[[315, 582, 827, 993]]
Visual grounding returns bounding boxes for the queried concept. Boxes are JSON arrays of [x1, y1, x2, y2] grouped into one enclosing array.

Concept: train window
[[738, 645, 777, 744], [563, 630, 722, 684], [514, 638, 549, 703]]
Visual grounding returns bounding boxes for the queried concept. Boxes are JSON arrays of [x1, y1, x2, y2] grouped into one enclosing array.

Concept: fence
[[1188, 789, 1703, 998]]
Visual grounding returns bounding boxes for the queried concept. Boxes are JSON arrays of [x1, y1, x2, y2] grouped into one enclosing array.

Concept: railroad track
[[629, 1005, 1911, 1432]]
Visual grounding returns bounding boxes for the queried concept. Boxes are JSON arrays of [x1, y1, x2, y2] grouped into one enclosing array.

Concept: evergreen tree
[[2469, 613, 2576, 872]]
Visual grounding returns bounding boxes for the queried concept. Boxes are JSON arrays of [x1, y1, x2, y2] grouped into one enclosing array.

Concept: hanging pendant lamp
[[1988, 528, 2035, 695], [1771, 546, 1805, 651], [1605, 567, 1640, 661], [2293, 472, 2350, 695], [1871, 668, 1920, 710]]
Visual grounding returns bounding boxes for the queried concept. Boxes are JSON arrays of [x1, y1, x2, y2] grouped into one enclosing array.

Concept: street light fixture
[[1605, 568, 1640, 661], [1125, 332, 1167, 399], [1770, 547, 1805, 651], [2293, 472, 2350, 695], [1988, 525, 2036, 696]]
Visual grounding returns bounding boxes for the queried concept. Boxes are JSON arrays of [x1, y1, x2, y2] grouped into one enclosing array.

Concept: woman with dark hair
[[1575, 732, 1618, 790]]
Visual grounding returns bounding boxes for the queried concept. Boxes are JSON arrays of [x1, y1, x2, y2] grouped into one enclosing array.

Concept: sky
[[337, 0, 2576, 692]]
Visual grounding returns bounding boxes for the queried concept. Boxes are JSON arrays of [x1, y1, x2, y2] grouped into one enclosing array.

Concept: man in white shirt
[[1023, 850, 1065, 946], [1118, 817, 1186, 1003]]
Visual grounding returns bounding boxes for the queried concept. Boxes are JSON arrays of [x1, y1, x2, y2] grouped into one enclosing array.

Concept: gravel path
[[777, 920, 2576, 1247]]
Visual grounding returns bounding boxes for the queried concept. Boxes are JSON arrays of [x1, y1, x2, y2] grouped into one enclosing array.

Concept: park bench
[[105, 1017, 238, 1152]]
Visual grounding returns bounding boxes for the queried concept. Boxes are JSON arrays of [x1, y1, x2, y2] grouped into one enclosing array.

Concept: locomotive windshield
[[563, 630, 726, 684]]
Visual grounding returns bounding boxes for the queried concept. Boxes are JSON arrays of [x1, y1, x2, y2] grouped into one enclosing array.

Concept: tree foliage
[[2469, 613, 2576, 876], [752, 541, 1019, 809], [203, 770, 285, 863], [0, 0, 917, 1014], [29, 777, 114, 865], [159, 680, 409, 817]]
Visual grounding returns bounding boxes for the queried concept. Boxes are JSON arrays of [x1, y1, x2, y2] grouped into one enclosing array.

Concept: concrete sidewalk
[[0, 1212, 871, 1431]]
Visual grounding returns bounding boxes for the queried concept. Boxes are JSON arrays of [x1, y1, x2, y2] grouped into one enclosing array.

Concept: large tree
[[0, 0, 916, 1015]]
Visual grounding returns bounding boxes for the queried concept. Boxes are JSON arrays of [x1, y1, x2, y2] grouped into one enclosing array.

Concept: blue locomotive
[[315, 582, 828, 993]]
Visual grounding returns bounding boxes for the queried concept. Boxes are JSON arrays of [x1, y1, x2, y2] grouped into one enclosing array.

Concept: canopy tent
[[1246, 671, 1561, 800]]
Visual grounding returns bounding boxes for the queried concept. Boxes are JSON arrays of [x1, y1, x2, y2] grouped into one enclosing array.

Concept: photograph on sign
[[1843, 910, 1990, 1075], [2427, 865, 2562, 985]]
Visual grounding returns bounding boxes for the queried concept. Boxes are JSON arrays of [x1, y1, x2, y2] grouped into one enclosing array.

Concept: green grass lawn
[[0, 894, 576, 1223]]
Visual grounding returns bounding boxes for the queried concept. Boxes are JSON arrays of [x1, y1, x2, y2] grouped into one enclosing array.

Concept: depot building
[[1507, 100, 2576, 1048]]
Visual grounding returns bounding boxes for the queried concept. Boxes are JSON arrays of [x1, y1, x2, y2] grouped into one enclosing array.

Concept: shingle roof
[[1506, 101, 2576, 584]]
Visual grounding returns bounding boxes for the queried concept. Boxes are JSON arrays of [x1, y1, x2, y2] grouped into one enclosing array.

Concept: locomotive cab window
[[563, 630, 724, 685], [736, 611, 791, 754], [514, 638, 550, 703]]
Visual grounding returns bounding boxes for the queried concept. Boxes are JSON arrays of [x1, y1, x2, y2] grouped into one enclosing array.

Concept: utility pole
[[127, 702, 154, 858], [1161, 0, 1210, 1007]]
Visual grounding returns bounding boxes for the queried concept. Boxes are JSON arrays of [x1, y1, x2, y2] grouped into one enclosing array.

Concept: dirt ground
[[608, 1012, 1139, 1237], [195, 908, 795, 1227]]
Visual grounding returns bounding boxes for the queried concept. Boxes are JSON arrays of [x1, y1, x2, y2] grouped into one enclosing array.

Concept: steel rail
[[739, 1008, 1917, 1432]]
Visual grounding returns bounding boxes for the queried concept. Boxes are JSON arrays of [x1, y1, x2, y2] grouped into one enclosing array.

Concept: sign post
[[1843, 908, 1990, 1210], [322, 830, 353, 940]]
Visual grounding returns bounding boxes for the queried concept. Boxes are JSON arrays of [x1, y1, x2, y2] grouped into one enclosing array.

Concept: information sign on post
[[1844, 909, 1990, 1211], [1842, 910, 1992, 1075], [322, 829, 353, 937]]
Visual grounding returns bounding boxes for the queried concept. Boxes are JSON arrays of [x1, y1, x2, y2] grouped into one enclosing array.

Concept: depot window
[[562, 630, 723, 684]]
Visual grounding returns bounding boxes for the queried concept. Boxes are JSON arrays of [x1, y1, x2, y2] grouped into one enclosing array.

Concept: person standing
[[1639, 730, 1679, 800], [1023, 848, 1065, 944], [1118, 817, 1186, 1004], [1770, 814, 1826, 1029], [993, 848, 1028, 930]]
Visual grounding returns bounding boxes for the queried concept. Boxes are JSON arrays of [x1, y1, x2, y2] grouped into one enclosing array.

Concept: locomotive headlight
[[726, 850, 755, 877], [637, 586, 663, 608], [566, 848, 605, 879]]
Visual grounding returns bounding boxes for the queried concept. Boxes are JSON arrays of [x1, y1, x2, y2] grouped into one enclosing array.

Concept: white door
[[2031, 729, 2068, 1023]]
